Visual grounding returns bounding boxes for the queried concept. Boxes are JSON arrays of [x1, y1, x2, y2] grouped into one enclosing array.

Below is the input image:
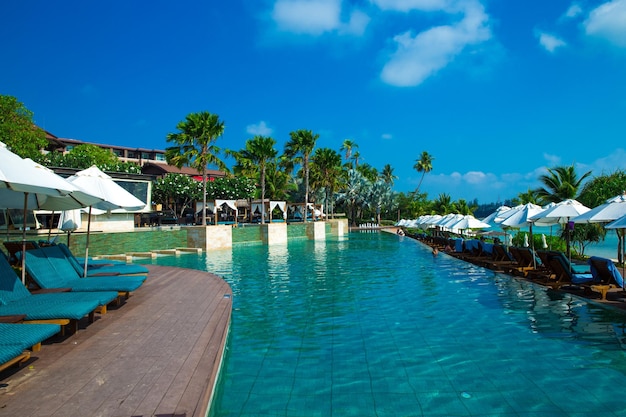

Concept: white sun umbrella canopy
[[481, 205, 511, 225], [573, 193, 626, 264], [65, 165, 146, 276], [449, 215, 491, 236], [529, 199, 590, 226], [572, 194, 626, 224], [0, 142, 102, 282], [498, 203, 544, 248], [499, 203, 544, 228]]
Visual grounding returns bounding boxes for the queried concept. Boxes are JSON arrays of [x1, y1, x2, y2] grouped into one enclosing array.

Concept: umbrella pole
[[84, 206, 92, 278], [21, 193, 28, 284]]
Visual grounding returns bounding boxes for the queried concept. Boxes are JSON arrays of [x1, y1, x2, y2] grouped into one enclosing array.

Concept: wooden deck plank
[[0, 265, 232, 417]]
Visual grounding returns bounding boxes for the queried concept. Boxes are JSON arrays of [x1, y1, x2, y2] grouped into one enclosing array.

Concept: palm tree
[[413, 151, 434, 193], [234, 136, 278, 224], [535, 164, 592, 203], [166, 111, 226, 226], [369, 180, 393, 225], [351, 150, 362, 167], [380, 164, 397, 185], [284, 129, 319, 222], [310, 147, 343, 218], [340, 139, 358, 165]]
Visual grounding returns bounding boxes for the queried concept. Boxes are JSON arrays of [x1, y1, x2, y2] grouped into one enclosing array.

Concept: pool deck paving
[[0, 264, 232, 417]]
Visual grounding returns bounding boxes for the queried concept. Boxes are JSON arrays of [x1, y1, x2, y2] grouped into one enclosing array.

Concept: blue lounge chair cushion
[[24, 248, 145, 295], [0, 254, 113, 320], [0, 323, 61, 348], [56, 243, 149, 276]]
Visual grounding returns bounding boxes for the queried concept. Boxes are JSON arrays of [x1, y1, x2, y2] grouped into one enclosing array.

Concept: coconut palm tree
[[310, 147, 343, 218], [535, 164, 592, 203], [340, 139, 358, 165], [413, 151, 434, 193], [284, 129, 319, 222], [166, 111, 226, 226], [380, 164, 397, 185], [233, 136, 278, 224]]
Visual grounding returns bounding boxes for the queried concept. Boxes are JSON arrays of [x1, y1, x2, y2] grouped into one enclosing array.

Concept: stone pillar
[[260, 223, 288, 245], [306, 221, 326, 240], [185, 225, 233, 251], [327, 219, 348, 236]]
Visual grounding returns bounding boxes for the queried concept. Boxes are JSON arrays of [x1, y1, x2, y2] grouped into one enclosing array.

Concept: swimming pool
[[149, 232, 626, 416]]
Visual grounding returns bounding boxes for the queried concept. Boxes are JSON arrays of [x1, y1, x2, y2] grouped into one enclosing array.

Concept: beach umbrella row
[[397, 214, 490, 235]]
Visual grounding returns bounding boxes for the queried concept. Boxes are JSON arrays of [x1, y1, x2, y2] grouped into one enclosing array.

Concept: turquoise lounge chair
[[0, 322, 60, 373], [23, 247, 145, 299], [0, 253, 116, 332], [56, 243, 149, 277]]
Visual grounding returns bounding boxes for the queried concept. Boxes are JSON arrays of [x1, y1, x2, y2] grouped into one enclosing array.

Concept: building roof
[[141, 162, 226, 178]]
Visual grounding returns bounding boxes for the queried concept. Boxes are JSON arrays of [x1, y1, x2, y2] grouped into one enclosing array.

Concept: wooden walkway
[[0, 265, 232, 417]]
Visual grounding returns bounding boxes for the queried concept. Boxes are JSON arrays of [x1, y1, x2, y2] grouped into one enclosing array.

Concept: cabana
[[251, 200, 287, 223], [195, 200, 238, 225], [288, 203, 323, 222]]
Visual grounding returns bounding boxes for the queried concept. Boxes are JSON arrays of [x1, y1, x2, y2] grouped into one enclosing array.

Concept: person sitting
[[432, 247, 439, 256], [397, 228, 405, 236]]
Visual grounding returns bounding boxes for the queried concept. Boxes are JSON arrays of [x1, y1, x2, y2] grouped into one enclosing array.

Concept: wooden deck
[[0, 265, 232, 417]]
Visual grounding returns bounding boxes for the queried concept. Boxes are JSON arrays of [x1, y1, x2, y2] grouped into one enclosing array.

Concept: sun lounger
[[56, 243, 149, 276], [587, 256, 624, 300], [541, 251, 594, 290], [0, 321, 60, 373], [24, 247, 146, 300], [0, 253, 116, 333]]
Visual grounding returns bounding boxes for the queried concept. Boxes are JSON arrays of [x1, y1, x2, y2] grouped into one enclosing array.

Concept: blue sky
[[2, 0, 625, 204]]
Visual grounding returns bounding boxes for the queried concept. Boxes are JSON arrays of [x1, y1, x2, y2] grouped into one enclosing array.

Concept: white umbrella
[[481, 205, 511, 225], [498, 203, 544, 228], [449, 215, 491, 236], [0, 142, 101, 282], [529, 199, 590, 260], [573, 193, 626, 264], [65, 166, 146, 276]]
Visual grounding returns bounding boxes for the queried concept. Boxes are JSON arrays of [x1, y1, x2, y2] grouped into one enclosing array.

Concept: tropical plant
[[205, 177, 255, 200], [165, 111, 227, 225], [231, 136, 277, 224], [368, 180, 394, 225], [517, 188, 543, 205], [340, 139, 358, 164], [432, 193, 454, 215], [535, 164, 592, 203], [380, 164, 397, 185], [264, 160, 298, 200], [413, 151, 434, 193], [0, 94, 48, 159], [152, 173, 202, 217], [336, 169, 370, 226], [356, 163, 378, 183], [310, 147, 343, 217], [284, 129, 318, 222], [578, 170, 626, 208]]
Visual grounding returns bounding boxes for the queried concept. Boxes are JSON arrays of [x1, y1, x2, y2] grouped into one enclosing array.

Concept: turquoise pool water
[[149, 232, 626, 416]]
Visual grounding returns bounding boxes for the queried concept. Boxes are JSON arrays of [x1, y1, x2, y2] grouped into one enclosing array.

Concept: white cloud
[[564, 3, 583, 19], [379, 0, 491, 87], [381, 133, 393, 140], [246, 121, 274, 136], [543, 152, 561, 166], [271, 0, 370, 36], [584, 0, 626, 47], [537, 32, 567, 52]]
